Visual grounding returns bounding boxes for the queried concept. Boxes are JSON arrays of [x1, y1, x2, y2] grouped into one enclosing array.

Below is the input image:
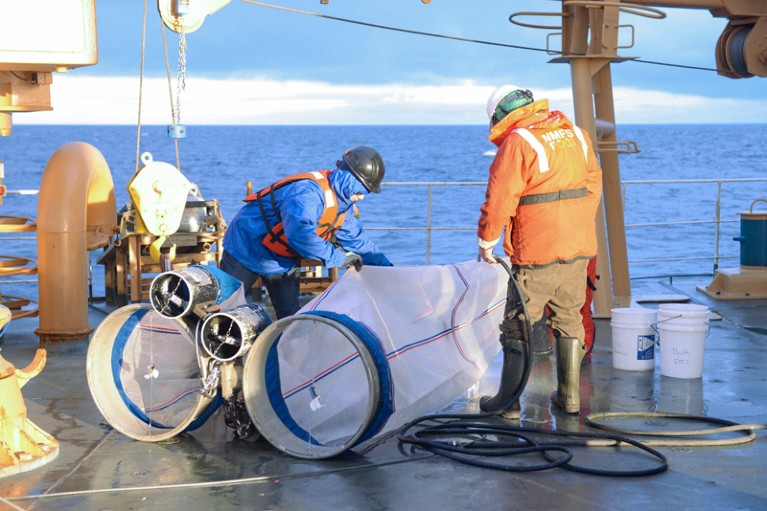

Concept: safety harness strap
[[254, 184, 297, 257], [245, 171, 345, 258], [519, 187, 588, 206]]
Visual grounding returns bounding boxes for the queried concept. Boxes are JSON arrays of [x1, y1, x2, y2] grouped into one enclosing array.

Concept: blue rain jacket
[[223, 168, 392, 275]]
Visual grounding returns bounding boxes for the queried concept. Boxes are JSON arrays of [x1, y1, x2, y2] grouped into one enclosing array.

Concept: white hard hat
[[486, 84, 521, 120]]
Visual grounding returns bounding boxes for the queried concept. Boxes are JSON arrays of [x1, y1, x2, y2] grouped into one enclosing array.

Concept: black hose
[[397, 258, 668, 476], [398, 416, 668, 476], [395, 260, 767, 476], [476, 257, 534, 415]]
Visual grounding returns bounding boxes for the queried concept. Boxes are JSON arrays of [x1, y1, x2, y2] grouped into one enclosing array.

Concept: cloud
[[11, 74, 765, 126], [610, 87, 757, 124]]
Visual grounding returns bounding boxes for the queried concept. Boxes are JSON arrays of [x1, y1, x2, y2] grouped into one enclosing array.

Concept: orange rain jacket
[[477, 99, 603, 266]]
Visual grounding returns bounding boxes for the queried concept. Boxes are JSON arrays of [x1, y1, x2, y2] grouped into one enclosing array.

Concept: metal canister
[[200, 304, 272, 362], [734, 198, 767, 267], [149, 265, 220, 318]]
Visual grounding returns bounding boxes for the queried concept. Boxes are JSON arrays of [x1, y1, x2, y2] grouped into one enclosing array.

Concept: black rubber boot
[[480, 336, 529, 415]]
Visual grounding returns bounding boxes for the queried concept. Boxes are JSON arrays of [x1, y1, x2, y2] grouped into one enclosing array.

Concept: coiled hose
[[397, 258, 765, 476]]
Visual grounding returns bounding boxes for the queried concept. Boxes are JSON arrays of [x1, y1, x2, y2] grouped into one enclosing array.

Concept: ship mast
[[528, 0, 767, 316]]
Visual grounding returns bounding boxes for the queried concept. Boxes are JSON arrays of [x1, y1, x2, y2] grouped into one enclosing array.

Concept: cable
[[396, 257, 669, 477], [240, 1, 725, 74], [241, 0, 549, 54], [134, 0, 148, 175], [10, 71, 32, 82], [397, 258, 763, 475], [633, 58, 724, 74], [398, 413, 669, 477], [4, 456, 423, 503], [586, 411, 766, 447]]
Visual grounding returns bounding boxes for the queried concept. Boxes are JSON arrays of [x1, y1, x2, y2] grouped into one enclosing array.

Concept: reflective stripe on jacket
[[245, 170, 347, 257], [477, 99, 603, 266]]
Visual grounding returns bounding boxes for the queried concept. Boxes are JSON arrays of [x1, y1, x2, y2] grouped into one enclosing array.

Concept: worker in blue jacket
[[221, 146, 392, 319]]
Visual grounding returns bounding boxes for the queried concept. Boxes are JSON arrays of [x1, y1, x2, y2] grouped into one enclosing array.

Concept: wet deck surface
[[1, 275, 766, 511]]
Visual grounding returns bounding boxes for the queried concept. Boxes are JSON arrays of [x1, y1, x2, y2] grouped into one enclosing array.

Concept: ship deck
[[1, 274, 766, 511]]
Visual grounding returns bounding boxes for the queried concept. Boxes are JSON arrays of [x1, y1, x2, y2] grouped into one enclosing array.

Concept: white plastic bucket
[[610, 308, 657, 371], [658, 322, 708, 379], [657, 303, 710, 326]]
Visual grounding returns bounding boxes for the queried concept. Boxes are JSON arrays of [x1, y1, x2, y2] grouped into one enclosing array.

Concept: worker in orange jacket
[[476, 85, 603, 417]]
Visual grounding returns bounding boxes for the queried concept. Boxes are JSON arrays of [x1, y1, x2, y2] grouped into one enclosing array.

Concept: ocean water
[[0, 124, 765, 300]]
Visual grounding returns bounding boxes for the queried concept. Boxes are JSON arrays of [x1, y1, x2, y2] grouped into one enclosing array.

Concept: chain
[[173, 28, 187, 127], [223, 395, 257, 440], [201, 358, 220, 397]]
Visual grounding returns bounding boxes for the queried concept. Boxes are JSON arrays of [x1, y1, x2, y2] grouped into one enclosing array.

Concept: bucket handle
[[651, 314, 684, 334], [652, 322, 711, 346], [749, 198, 767, 213], [652, 311, 711, 330]]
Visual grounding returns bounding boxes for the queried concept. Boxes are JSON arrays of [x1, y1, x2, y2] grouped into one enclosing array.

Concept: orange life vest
[[244, 170, 347, 258]]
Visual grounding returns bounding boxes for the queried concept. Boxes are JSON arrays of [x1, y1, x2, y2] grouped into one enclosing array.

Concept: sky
[[10, 0, 767, 125]]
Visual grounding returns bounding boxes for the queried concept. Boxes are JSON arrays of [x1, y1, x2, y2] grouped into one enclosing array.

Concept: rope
[[134, 0, 148, 175], [3, 456, 422, 503], [138, 1, 187, 175], [585, 411, 765, 447], [240, 0, 725, 74], [399, 411, 766, 476]]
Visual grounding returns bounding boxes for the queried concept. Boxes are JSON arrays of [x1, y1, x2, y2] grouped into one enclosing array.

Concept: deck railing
[[371, 177, 767, 274], [619, 177, 767, 273], [1, 177, 765, 296]]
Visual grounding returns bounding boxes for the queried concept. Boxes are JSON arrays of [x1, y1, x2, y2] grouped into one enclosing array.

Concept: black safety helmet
[[337, 145, 385, 193]]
